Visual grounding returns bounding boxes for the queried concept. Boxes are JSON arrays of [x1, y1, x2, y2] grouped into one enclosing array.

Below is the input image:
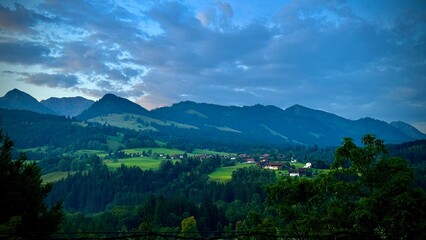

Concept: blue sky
[[0, 0, 425, 132]]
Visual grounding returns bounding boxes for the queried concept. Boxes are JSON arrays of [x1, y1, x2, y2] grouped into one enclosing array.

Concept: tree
[[266, 134, 426, 239], [180, 216, 199, 238], [0, 130, 63, 239]]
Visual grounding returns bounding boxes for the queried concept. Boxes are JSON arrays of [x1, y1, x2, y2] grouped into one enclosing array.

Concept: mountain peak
[[102, 93, 120, 99], [76, 93, 149, 120], [5, 88, 32, 99], [0, 89, 55, 115], [286, 104, 310, 111]]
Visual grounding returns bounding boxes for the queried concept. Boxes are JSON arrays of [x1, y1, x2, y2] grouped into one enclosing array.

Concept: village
[[109, 148, 320, 177]]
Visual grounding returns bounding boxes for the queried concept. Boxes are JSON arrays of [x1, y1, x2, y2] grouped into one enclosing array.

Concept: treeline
[[388, 139, 426, 189], [46, 156, 276, 236], [0, 108, 158, 151], [0, 108, 114, 149]]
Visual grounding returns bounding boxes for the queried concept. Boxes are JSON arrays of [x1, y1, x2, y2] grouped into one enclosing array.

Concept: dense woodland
[[1, 108, 426, 239]]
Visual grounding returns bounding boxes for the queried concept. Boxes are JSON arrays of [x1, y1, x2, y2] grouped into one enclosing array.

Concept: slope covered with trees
[[42, 134, 426, 239]]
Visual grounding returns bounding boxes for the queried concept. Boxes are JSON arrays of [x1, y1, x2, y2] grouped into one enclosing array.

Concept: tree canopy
[[0, 130, 63, 239], [266, 134, 426, 239]]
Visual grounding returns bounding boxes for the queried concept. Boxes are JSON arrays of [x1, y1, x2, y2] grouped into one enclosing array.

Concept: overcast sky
[[0, 0, 425, 132]]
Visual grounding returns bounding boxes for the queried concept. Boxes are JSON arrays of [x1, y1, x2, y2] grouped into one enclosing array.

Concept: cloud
[[196, 1, 234, 28], [21, 73, 79, 88], [0, 42, 51, 64], [0, 0, 424, 126], [0, 3, 52, 32]]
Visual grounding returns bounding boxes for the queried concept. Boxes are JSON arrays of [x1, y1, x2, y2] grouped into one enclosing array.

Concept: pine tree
[[0, 130, 63, 239]]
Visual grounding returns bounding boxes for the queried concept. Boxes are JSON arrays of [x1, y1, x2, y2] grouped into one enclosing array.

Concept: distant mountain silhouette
[[2, 89, 424, 146], [390, 121, 426, 140], [77, 93, 150, 120], [0, 89, 55, 115], [152, 101, 423, 146], [41, 96, 94, 117]]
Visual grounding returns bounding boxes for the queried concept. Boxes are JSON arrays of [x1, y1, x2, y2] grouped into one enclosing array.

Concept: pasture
[[104, 156, 172, 170], [123, 147, 185, 155], [42, 171, 78, 183], [208, 162, 253, 182]]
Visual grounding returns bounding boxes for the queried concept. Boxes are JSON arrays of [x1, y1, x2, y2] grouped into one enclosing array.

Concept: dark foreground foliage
[[2, 128, 426, 239], [0, 131, 63, 239], [267, 134, 426, 239]]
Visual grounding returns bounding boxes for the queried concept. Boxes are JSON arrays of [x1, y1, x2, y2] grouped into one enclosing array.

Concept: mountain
[[390, 121, 426, 140], [2, 89, 424, 147], [77, 93, 150, 120], [41, 96, 94, 117], [152, 101, 424, 146], [0, 89, 55, 115]]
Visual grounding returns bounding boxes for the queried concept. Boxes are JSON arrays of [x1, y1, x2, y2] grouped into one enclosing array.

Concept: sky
[[0, 0, 425, 132]]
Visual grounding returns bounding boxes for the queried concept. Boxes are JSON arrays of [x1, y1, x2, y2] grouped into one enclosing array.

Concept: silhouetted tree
[[0, 130, 63, 239]]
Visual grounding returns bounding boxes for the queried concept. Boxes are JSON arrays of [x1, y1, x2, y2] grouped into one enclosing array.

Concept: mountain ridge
[[1, 89, 425, 146], [41, 96, 94, 117]]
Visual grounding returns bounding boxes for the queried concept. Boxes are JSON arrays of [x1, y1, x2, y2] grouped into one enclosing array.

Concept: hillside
[[390, 121, 426, 139], [0, 108, 117, 149], [152, 101, 421, 146], [41, 96, 94, 117]]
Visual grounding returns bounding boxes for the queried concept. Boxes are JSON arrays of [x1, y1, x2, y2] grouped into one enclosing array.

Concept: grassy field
[[191, 149, 234, 156], [89, 113, 197, 131], [123, 148, 185, 155], [75, 149, 107, 156], [122, 147, 234, 156], [291, 162, 308, 168], [20, 146, 48, 152], [208, 162, 254, 182], [104, 157, 171, 170], [42, 171, 78, 183]]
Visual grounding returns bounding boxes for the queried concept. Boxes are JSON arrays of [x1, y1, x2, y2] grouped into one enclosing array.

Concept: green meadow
[[42, 171, 78, 183], [208, 162, 254, 182], [122, 147, 234, 157], [191, 149, 234, 156], [123, 147, 185, 155], [104, 157, 171, 170], [75, 149, 108, 156]]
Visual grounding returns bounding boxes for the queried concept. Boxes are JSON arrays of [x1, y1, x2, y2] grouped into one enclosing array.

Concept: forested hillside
[[40, 135, 426, 239]]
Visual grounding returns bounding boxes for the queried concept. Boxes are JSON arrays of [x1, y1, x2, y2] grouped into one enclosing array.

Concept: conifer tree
[[0, 130, 63, 239]]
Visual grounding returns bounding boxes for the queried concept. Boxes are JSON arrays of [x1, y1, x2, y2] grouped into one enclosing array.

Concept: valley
[[1, 89, 426, 239]]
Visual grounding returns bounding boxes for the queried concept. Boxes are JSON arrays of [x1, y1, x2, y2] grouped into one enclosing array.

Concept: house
[[289, 169, 299, 177], [246, 158, 256, 164], [264, 162, 284, 170]]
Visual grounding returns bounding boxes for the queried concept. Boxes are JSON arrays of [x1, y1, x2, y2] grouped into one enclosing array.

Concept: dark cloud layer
[[0, 3, 52, 32], [0, 0, 425, 130], [21, 73, 79, 88], [0, 42, 51, 64]]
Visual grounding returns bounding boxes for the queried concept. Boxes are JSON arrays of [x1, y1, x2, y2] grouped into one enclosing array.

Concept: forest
[[1, 109, 426, 239], [1, 127, 426, 239]]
